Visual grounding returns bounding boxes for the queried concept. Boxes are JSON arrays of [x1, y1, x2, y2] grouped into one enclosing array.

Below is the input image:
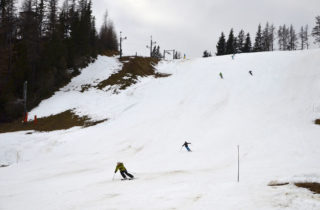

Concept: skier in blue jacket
[[182, 141, 192, 152]]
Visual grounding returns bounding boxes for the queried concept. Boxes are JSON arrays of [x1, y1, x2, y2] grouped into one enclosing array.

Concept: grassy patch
[[0, 110, 107, 133], [97, 56, 170, 92], [295, 182, 320, 194]]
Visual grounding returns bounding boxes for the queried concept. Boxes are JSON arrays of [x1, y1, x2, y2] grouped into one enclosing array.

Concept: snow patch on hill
[[1, 50, 320, 210]]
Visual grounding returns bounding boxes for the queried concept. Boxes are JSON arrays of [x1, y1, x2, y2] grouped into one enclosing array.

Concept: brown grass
[[0, 110, 107, 133], [100, 50, 119, 57], [295, 182, 320, 194], [97, 56, 170, 91]]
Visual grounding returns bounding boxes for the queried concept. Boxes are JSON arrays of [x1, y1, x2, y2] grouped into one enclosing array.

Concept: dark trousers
[[120, 170, 134, 179]]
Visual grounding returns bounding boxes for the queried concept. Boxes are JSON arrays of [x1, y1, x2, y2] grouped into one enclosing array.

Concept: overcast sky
[[93, 0, 319, 57]]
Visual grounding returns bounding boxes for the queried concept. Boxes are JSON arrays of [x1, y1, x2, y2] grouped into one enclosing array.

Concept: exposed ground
[[268, 182, 289, 186], [0, 110, 106, 133], [97, 56, 170, 92], [269, 181, 320, 194], [295, 182, 320, 194]]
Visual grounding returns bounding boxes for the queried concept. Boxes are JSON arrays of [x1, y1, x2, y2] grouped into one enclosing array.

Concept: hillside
[[1, 50, 320, 210]]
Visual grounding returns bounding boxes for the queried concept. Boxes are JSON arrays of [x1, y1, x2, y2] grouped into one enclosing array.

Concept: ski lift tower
[[119, 31, 127, 59], [146, 36, 156, 57]]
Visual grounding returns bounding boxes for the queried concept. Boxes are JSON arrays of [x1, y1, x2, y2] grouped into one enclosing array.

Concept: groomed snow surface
[[1, 50, 320, 210]]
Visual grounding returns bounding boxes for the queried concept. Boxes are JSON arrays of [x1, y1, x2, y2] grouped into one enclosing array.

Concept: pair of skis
[[113, 173, 135, 181], [121, 178, 134, 181]]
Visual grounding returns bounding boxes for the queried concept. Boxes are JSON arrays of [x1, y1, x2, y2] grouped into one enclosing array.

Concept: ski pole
[[112, 173, 115, 181]]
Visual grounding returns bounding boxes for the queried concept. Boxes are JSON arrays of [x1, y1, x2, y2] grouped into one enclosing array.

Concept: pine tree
[[233, 37, 238, 53], [299, 26, 305, 50], [174, 51, 181, 59], [242, 33, 252, 53], [0, 0, 17, 73], [237, 30, 245, 53], [269, 24, 275, 51], [47, 0, 58, 37], [226, 29, 235, 54], [304, 25, 309, 49], [89, 16, 97, 57], [99, 9, 118, 53], [262, 22, 270, 51], [216, 32, 226, 56], [278, 25, 289, 50], [202, 50, 212, 57], [151, 45, 162, 58], [277, 25, 283, 50], [288, 25, 297, 50], [312, 16, 320, 46], [253, 24, 263, 52], [35, 0, 46, 38], [59, 0, 70, 39]]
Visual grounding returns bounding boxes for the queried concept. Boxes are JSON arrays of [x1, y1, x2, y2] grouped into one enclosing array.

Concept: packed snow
[[1, 50, 320, 210]]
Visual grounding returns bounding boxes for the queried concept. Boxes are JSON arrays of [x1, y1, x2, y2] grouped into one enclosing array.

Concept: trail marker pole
[[237, 145, 240, 182]]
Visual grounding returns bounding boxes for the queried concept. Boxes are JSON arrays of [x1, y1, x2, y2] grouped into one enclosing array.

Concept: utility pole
[[119, 31, 127, 59], [146, 36, 156, 57]]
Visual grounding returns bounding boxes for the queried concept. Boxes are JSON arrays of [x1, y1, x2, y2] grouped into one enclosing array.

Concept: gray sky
[[93, 0, 319, 57]]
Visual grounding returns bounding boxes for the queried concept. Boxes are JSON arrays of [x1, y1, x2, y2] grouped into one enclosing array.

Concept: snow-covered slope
[[1, 50, 320, 210]]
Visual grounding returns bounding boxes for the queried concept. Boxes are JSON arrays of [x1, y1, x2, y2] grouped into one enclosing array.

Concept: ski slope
[[1, 50, 320, 210]]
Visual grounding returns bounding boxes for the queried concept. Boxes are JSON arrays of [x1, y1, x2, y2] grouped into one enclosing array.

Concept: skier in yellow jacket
[[114, 162, 134, 179]]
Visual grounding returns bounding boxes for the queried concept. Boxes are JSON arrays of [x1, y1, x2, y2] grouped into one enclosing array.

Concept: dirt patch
[[315, 119, 320, 125], [0, 110, 107, 133], [97, 56, 170, 92], [295, 182, 320, 194], [268, 182, 289, 186], [80, 84, 93, 92]]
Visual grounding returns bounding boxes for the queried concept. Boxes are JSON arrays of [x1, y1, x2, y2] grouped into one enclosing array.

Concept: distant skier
[[249, 70, 253, 76], [114, 162, 134, 180], [231, 54, 235, 60], [219, 72, 223, 79], [182, 141, 192, 152]]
